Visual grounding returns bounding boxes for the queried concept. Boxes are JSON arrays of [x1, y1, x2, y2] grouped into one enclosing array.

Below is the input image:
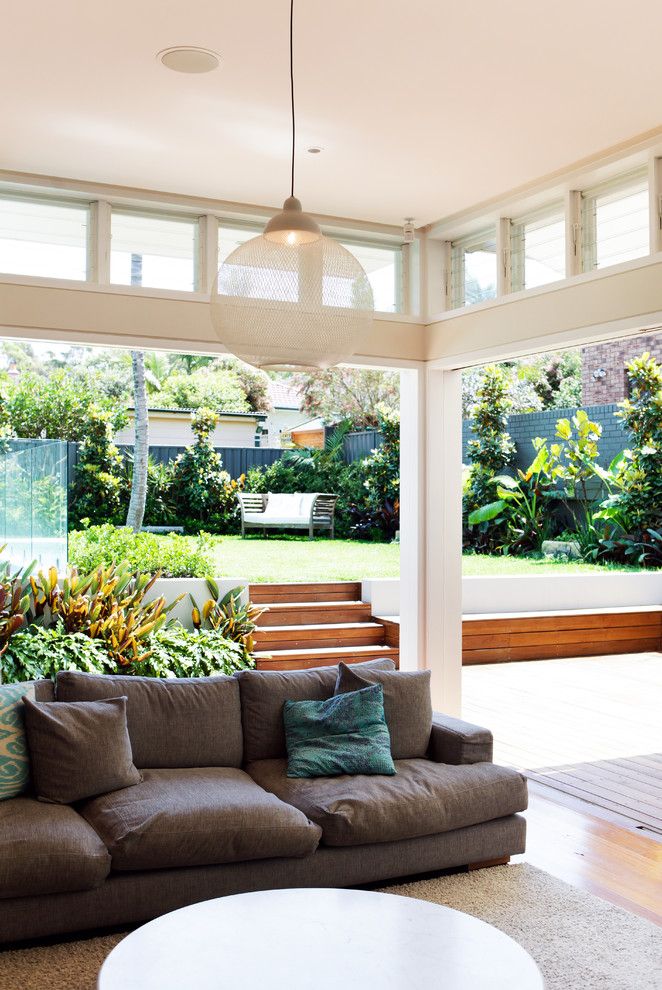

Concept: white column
[[565, 190, 582, 277], [425, 366, 463, 715], [198, 214, 220, 293], [88, 200, 111, 284], [399, 362, 463, 712], [399, 367, 426, 671], [496, 218, 511, 296], [648, 157, 662, 255]]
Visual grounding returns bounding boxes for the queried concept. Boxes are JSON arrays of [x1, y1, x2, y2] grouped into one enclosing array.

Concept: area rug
[[0, 865, 660, 990]]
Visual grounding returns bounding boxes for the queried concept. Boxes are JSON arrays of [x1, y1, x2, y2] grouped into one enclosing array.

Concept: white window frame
[[0, 191, 91, 282], [510, 203, 565, 292], [450, 228, 497, 309], [333, 233, 405, 314], [581, 168, 649, 273], [109, 207, 201, 291]]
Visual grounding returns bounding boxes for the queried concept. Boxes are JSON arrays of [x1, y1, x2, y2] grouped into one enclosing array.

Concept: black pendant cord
[[289, 0, 295, 198]]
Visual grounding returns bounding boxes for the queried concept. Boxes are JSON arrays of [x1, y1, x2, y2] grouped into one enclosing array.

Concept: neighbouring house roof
[[268, 379, 303, 410], [128, 406, 268, 420]]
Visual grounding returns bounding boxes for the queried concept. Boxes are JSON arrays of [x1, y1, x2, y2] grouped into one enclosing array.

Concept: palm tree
[[126, 351, 149, 531]]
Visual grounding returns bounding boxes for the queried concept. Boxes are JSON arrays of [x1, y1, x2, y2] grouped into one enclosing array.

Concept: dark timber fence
[[342, 430, 383, 463], [462, 403, 628, 472]]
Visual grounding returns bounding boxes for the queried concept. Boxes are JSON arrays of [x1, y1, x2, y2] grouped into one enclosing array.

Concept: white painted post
[[88, 200, 111, 284], [496, 218, 511, 296], [199, 214, 220, 293], [425, 367, 463, 715], [398, 367, 426, 671], [565, 190, 582, 277], [647, 157, 662, 255]]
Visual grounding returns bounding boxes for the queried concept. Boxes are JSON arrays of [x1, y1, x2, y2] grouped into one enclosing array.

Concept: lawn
[[211, 535, 641, 583], [212, 535, 400, 583]]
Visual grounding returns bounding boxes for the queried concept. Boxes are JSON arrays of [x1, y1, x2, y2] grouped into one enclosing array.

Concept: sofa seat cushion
[[247, 758, 528, 847], [244, 513, 306, 526], [81, 768, 322, 872], [0, 797, 111, 899]]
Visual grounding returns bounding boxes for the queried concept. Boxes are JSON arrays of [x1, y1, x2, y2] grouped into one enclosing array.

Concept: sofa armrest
[[427, 712, 493, 765]]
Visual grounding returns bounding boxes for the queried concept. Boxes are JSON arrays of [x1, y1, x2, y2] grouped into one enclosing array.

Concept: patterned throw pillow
[[0, 682, 36, 801], [283, 684, 396, 779]]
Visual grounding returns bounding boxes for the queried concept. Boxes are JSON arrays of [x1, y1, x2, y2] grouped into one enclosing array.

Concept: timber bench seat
[[463, 605, 662, 664], [237, 492, 338, 538]]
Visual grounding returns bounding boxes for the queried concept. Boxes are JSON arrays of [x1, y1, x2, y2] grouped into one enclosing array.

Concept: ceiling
[[2, 0, 662, 227]]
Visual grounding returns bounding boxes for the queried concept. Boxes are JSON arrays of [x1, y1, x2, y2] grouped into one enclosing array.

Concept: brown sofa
[[0, 662, 528, 944]]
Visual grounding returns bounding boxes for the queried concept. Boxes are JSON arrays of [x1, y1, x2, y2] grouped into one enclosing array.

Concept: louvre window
[[582, 171, 649, 271], [111, 211, 198, 291], [510, 207, 565, 291], [450, 230, 497, 308], [0, 195, 88, 281]]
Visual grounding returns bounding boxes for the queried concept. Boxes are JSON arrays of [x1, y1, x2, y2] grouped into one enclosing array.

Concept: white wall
[[147, 577, 249, 629], [115, 413, 259, 448]]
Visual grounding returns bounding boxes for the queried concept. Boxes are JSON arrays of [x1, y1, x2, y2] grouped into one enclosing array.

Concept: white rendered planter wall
[[361, 574, 660, 618], [147, 577, 249, 630]]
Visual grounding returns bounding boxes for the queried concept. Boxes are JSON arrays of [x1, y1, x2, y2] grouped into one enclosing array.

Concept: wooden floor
[[463, 652, 662, 925]]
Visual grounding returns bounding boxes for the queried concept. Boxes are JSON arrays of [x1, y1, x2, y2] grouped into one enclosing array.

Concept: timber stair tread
[[250, 581, 399, 670]]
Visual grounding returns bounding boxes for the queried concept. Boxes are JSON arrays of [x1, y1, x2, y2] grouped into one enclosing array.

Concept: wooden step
[[249, 582, 361, 604], [254, 644, 400, 671], [255, 601, 372, 627], [253, 622, 386, 652]]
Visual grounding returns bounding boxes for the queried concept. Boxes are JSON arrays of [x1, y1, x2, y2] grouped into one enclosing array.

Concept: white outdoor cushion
[[244, 514, 307, 527], [298, 493, 318, 517], [264, 493, 303, 518]]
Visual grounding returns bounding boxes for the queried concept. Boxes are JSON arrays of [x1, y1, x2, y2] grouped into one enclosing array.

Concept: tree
[[2, 369, 125, 441], [157, 369, 249, 413], [126, 352, 149, 532], [294, 368, 400, 429]]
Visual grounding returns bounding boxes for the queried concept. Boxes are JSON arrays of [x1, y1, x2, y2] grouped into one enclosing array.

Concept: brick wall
[[581, 331, 662, 404]]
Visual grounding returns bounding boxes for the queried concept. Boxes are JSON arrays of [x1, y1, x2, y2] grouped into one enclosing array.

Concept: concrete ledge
[[462, 573, 661, 615]]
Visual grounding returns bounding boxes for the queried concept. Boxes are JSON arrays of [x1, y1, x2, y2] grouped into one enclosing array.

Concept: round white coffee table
[[99, 888, 543, 989]]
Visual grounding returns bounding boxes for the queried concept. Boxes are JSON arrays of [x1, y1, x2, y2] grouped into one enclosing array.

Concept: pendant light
[[211, 0, 374, 370]]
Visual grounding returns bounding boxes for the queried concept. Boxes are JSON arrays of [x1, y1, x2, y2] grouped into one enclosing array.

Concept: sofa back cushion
[[56, 671, 243, 769], [334, 663, 432, 759], [236, 658, 396, 763]]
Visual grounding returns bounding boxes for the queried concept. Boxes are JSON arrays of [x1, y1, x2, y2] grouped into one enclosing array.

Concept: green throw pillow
[[283, 684, 396, 779], [0, 681, 36, 801]]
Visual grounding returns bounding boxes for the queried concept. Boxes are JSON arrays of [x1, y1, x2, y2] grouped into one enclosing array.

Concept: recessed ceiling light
[[307, 147, 323, 154], [158, 47, 220, 74]]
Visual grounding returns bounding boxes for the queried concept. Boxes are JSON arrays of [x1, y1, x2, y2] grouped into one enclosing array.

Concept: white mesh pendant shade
[[212, 234, 374, 370]]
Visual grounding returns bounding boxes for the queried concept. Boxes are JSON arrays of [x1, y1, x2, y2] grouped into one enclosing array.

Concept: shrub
[[190, 580, 264, 660], [141, 626, 251, 678], [170, 409, 243, 532], [349, 407, 400, 540], [1, 624, 252, 683], [2, 626, 115, 683], [69, 406, 124, 527], [69, 525, 215, 578], [464, 366, 516, 552]]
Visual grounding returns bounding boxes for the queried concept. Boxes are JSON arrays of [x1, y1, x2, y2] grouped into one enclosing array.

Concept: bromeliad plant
[[190, 580, 265, 658], [27, 562, 183, 668], [0, 552, 33, 656]]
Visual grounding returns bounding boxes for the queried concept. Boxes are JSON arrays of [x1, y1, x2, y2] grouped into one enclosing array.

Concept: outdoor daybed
[[237, 492, 338, 538]]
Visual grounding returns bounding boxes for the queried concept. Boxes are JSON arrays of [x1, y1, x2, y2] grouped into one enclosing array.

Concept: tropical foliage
[[190, 580, 264, 660]]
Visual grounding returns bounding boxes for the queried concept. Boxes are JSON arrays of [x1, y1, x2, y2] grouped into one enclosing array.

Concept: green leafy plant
[[349, 407, 400, 540], [190, 580, 264, 658], [139, 626, 252, 678], [2, 626, 115, 683], [0, 562, 31, 656], [27, 562, 183, 668], [468, 439, 562, 553], [170, 408, 243, 532], [69, 406, 124, 527], [464, 366, 516, 552], [69, 525, 215, 578]]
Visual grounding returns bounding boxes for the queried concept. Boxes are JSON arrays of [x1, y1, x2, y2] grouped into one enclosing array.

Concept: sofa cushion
[[0, 681, 37, 801], [247, 757, 528, 847], [56, 671, 243, 769], [236, 658, 397, 763], [81, 767, 322, 872], [284, 685, 396, 778], [24, 696, 142, 804], [335, 663, 432, 759], [0, 796, 111, 899]]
